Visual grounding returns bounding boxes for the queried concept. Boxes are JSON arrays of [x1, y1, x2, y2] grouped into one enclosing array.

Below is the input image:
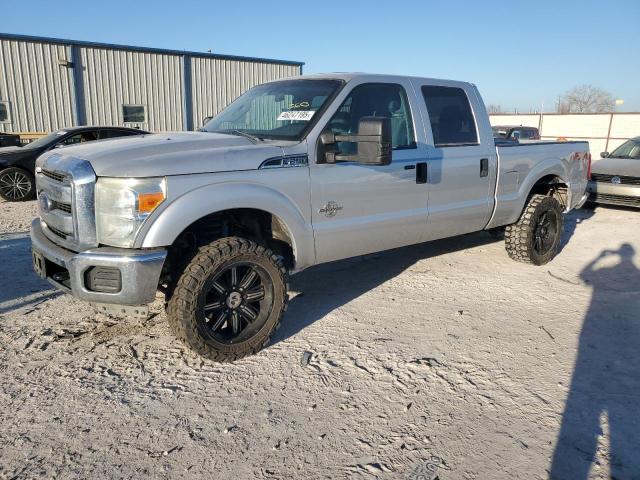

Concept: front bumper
[[30, 218, 167, 305], [587, 181, 640, 208]]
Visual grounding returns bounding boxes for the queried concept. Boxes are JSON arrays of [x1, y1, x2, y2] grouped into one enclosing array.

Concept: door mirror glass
[[321, 116, 392, 165], [600, 151, 609, 158]]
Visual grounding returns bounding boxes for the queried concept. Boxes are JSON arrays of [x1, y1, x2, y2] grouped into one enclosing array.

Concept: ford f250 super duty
[[30, 73, 591, 362]]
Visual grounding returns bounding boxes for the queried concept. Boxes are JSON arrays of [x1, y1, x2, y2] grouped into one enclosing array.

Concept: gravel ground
[[0, 199, 37, 235], [0, 199, 639, 479]]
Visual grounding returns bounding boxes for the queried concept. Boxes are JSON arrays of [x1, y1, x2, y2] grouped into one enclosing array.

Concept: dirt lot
[[1, 199, 639, 480]]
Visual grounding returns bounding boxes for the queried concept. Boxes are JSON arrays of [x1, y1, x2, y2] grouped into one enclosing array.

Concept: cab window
[[61, 131, 98, 146], [99, 129, 140, 140], [421, 86, 478, 147], [327, 83, 416, 152]]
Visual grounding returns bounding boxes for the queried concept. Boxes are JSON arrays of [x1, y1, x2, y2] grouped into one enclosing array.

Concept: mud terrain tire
[[167, 237, 288, 362], [505, 194, 564, 265]]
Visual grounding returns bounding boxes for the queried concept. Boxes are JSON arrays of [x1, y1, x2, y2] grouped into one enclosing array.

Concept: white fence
[[489, 113, 640, 161]]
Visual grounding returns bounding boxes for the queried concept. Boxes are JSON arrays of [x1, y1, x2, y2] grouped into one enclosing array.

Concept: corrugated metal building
[[0, 33, 303, 134]]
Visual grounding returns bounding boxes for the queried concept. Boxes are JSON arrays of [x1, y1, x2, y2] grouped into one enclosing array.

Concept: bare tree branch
[[558, 85, 615, 113]]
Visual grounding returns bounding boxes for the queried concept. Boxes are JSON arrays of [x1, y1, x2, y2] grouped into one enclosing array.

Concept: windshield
[[23, 130, 68, 149], [203, 79, 343, 141], [609, 140, 640, 159]]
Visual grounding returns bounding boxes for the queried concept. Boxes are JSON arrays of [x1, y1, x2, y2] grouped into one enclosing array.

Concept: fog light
[[84, 266, 122, 293]]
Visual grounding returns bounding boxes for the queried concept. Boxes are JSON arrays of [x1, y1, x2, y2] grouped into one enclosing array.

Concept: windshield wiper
[[219, 129, 263, 144]]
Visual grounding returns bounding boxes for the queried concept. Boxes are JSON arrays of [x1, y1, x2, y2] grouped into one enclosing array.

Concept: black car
[[0, 126, 148, 201], [492, 125, 540, 142]]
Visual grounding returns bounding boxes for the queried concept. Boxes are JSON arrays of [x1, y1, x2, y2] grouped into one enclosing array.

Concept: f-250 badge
[[319, 201, 343, 218]]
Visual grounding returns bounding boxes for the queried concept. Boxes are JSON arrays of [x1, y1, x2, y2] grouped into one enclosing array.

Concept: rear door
[[413, 82, 496, 239], [309, 80, 430, 263]]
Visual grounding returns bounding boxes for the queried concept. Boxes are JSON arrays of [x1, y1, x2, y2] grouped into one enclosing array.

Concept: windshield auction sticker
[[277, 111, 315, 121]]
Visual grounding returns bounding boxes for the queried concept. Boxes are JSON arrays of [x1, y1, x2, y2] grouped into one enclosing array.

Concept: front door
[[309, 81, 430, 264]]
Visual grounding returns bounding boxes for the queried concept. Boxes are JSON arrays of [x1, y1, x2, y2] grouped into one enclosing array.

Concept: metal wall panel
[[0, 33, 303, 134], [489, 114, 540, 128], [80, 47, 185, 132], [0, 39, 75, 133], [191, 57, 301, 129], [610, 113, 640, 139]]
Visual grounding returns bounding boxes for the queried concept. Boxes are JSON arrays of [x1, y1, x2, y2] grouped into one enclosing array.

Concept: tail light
[[587, 152, 592, 180]]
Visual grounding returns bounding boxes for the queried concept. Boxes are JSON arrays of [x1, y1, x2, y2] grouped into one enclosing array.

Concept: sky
[[2, 0, 639, 112]]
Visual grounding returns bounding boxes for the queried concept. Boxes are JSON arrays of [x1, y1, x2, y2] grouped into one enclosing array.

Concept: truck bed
[[488, 140, 590, 229]]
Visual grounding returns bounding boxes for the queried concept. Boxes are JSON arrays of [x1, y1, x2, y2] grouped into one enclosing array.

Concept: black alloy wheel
[[532, 210, 559, 256], [199, 261, 274, 344]]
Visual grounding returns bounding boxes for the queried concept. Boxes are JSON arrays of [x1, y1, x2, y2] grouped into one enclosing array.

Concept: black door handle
[[416, 162, 427, 184], [480, 158, 489, 177]]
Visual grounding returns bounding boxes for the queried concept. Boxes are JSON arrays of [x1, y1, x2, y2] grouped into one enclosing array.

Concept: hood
[[0, 146, 24, 155], [38, 132, 290, 177], [0, 145, 38, 165], [592, 157, 640, 177]]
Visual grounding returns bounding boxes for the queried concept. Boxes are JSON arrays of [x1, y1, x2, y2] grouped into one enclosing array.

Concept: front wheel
[[166, 237, 288, 362], [504, 194, 564, 265], [0, 167, 36, 201]]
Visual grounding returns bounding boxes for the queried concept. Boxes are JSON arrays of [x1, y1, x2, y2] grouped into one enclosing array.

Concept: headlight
[[95, 177, 166, 247]]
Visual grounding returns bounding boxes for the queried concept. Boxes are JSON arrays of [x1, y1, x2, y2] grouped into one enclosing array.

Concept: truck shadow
[[550, 244, 640, 478], [0, 234, 60, 314], [559, 207, 595, 253], [274, 231, 500, 345]]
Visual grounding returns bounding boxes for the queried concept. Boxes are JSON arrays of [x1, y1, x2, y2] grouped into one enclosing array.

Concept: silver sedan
[[587, 137, 640, 208]]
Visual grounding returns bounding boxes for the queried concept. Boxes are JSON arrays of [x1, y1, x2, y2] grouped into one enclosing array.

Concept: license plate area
[[32, 249, 72, 289], [32, 249, 47, 279]]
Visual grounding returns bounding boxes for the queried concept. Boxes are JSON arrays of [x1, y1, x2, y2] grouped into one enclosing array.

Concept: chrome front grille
[[592, 193, 640, 207], [591, 173, 640, 186], [47, 224, 70, 239], [51, 199, 72, 213], [36, 154, 97, 251], [41, 169, 67, 183]]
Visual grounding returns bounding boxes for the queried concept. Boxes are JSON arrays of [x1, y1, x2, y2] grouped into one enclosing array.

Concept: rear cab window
[[421, 85, 479, 147]]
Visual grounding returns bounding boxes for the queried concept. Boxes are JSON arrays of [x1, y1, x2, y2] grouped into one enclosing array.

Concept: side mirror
[[321, 117, 392, 165], [600, 151, 609, 158], [202, 116, 213, 126]]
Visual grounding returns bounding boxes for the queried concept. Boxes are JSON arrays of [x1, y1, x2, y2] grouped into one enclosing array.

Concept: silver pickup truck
[[30, 73, 590, 361]]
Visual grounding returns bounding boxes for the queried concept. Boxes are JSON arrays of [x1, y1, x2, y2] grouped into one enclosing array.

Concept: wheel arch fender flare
[[515, 160, 570, 217], [136, 181, 315, 270]]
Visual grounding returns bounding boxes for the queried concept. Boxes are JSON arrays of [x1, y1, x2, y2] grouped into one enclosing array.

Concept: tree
[[487, 104, 504, 114], [557, 85, 615, 113]]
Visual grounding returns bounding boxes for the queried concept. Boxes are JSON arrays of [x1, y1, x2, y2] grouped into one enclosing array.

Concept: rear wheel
[[505, 194, 564, 265], [166, 237, 288, 362], [0, 167, 35, 201]]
